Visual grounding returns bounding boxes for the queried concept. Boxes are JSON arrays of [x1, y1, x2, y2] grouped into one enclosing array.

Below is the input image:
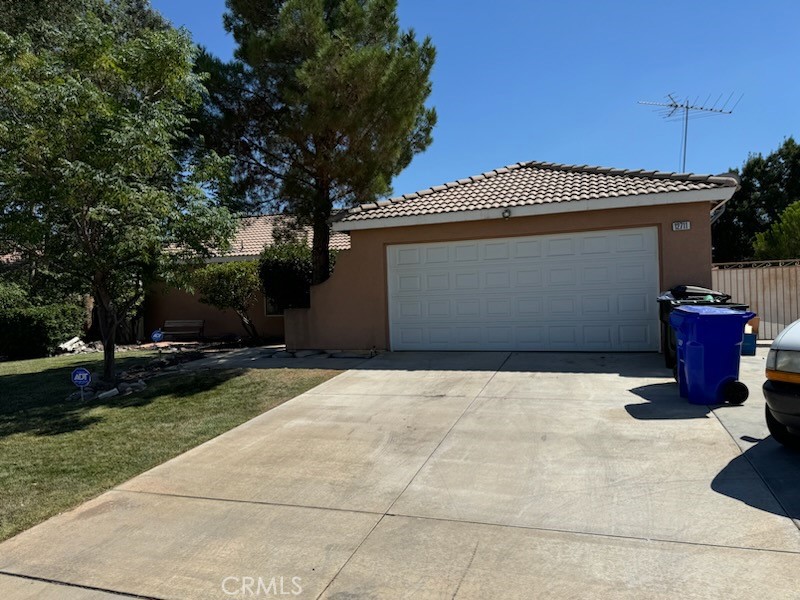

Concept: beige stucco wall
[[144, 283, 285, 341], [285, 202, 714, 351]]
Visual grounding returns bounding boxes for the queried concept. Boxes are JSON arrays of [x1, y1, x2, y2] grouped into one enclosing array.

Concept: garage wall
[[144, 283, 285, 341], [285, 202, 713, 351]]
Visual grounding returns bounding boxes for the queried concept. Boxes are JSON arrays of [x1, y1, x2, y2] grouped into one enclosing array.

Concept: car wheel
[[765, 405, 800, 451]]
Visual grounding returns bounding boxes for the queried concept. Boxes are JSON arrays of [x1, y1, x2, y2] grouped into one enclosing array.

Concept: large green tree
[[0, 0, 165, 48], [0, 2, 235, 380], [712, 137, 800, 262], [200, 0, 436, 283], [753, 201, 800, 260]]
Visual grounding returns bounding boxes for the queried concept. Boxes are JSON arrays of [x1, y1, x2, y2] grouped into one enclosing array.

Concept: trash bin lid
[[673, 305, 754, 318], [669, 285, 730, 300]]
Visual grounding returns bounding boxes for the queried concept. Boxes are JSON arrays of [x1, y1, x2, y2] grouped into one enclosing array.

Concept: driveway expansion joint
[[0, 570, 166, 600], [382, 512, 800, 556], [116, 488, 385, 517]]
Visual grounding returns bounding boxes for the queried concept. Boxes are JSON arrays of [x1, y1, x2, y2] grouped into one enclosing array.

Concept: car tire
[[765, 405, 800, 451]]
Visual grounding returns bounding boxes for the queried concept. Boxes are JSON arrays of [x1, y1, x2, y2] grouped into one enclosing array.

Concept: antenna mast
[[638, 93, 742, 172]]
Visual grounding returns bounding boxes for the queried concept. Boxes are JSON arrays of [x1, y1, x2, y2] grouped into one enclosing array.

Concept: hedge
[[259, 243, 337, 311], [0, 303, 85, 359]]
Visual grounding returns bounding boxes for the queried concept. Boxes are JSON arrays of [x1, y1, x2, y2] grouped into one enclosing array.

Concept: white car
[[765, 319, 800, 450]]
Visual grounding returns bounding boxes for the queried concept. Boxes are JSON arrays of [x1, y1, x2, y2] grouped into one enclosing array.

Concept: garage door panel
[[397, 301, 422, 318], [546, 238, 575, 256], [449, 271, 475, 290], [454, 244, 479, 262], [618, 293, 648, 314], [397, 274, 421, 291], [484, 242, 511, 260], [426, 299, 450, 317], [619, 323, 651, 346], [454, 299, 480, 317], [548, 296, 578, 316], [581, 235, 611, 255], [485, 271, 511, 288], [584, 325, 613, 345], [486, 299, 512, 316], [616, 263, 648, 283], [582, 265, 610, 283], [617, 231, 649, 252], [515, 240, 542, 258], [582, 295, 612, 315], [517, 297, 543, 316], [425, 246, 449, 263], [547, 266, 578, 286], [388, 228, 659, 351], [516, 269, 542, 286]]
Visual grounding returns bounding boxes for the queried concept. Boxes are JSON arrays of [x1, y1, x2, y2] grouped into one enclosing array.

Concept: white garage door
[[387, 227, 660, 351]]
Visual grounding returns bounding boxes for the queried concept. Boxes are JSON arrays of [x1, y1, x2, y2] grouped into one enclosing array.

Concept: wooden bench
[[162, 319, 205, 341]]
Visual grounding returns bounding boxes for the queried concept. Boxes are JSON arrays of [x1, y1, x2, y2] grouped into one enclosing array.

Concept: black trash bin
[[657, 285, 748, 371]]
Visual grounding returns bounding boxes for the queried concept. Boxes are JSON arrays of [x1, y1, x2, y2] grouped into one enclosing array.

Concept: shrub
[[0, 302, 85, 359], [0, 281, 30, 312], [191, 261, 262, 339], [259, 244, 337, 311]]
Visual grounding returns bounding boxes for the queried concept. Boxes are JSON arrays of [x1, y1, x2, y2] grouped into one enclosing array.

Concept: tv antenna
[[638, 93, 742, 172]]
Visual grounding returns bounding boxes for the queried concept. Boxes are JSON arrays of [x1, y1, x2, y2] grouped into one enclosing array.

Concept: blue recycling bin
[[669, 306, 756, 405]]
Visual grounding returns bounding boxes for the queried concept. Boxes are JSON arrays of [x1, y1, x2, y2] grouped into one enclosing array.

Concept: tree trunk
[[102, 331, 116, 382], [311, 209, 331, 286], [237, 309, 260, 341], [93, 282, 118, 383]]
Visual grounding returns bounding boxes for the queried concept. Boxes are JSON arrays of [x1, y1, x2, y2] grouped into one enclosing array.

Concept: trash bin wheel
[[722, 381, 749, 404]]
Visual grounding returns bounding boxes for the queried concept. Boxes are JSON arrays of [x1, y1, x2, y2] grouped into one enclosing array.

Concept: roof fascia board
[[204, 254, 260, 264], [333, 186, 735, 232]]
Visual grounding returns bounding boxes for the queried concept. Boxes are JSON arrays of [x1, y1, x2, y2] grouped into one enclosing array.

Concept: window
[[265, 296, 282, 317]]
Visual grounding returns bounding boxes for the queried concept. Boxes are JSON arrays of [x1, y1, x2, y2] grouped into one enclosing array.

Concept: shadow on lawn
[[0, 359, 244, 438]]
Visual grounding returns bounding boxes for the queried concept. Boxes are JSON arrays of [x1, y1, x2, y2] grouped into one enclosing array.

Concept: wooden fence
[[712, 260, 800, 340]]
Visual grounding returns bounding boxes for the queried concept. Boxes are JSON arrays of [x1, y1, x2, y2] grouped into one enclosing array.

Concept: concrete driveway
[[2, 350, 799, 599]]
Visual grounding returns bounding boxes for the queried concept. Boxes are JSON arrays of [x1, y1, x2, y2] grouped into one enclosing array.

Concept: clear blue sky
[[152, 0, 800, 197]]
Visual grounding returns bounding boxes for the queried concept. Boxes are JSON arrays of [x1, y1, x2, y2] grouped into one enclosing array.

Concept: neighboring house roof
[[335, 161, 739, 230], [216, 215, 351, 260]]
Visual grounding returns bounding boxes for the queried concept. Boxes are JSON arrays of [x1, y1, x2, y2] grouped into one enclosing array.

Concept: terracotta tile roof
[[339, 161, 739, 223], [219, 215, 351, 258]]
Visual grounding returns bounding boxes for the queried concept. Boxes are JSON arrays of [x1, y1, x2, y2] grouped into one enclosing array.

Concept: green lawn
[[0, 352, 341, 541]]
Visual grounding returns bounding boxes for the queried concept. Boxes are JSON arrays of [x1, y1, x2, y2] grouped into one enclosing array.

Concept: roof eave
[[333, 186, 736, 232]]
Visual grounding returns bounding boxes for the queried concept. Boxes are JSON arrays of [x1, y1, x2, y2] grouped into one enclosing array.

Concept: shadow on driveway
[[194, 347, 674, 377], [712, 438, 800, 520], [625, 382, 713, 420]]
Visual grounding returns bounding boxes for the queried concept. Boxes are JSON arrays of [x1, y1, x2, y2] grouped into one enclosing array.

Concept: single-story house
[[285, 161, 738, 352], [143, 215, 350, 341]]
